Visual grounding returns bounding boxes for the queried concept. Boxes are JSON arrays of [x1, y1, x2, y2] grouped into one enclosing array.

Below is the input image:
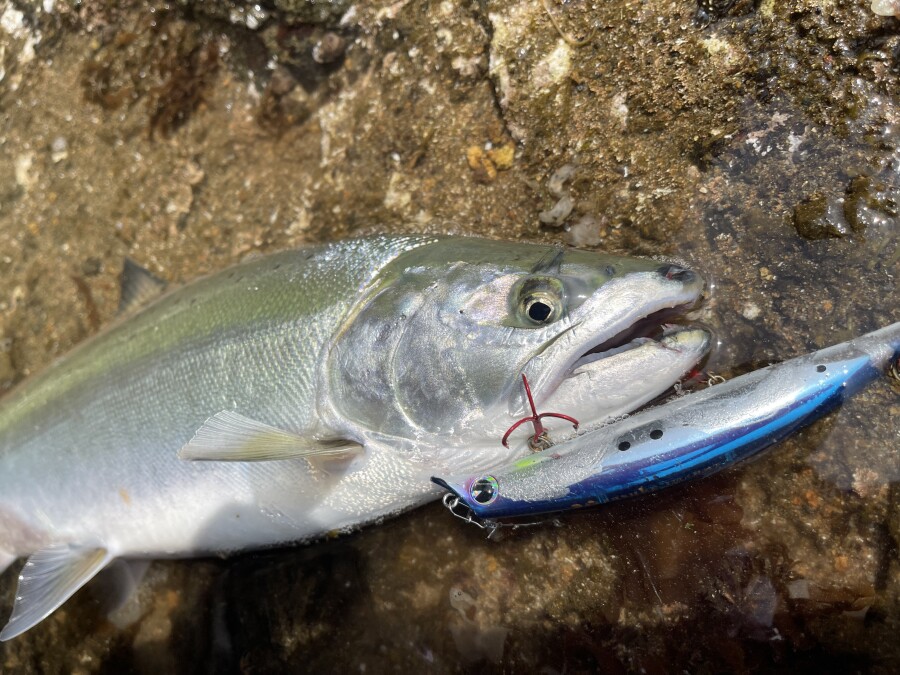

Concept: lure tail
[[814, 321, 900, 398], [854, 321, 900, 370]]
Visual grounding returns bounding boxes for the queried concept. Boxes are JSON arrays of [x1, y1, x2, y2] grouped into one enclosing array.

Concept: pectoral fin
[[0, 544, 111, 641], [178, 411, 363, 462]]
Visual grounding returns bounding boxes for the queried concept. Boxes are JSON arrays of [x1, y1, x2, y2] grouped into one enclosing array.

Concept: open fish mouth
[[569, 307, 696, 370], [512, 265, 707, 418]]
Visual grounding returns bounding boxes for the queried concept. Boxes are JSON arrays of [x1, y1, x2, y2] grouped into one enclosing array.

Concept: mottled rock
[[0, 0, 897, 671], [792, 193, 852, 240]]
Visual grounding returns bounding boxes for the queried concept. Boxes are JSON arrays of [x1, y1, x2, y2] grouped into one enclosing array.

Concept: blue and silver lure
[[433, 322, 900, 523]]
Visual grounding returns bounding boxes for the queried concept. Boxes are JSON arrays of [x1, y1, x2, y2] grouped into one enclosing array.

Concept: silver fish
[[0, 235, 706, 639], [434, 322, 900, 522]]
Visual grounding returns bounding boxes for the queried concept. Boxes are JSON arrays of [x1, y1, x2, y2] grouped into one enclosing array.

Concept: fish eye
[[516, 277, 564, 326]]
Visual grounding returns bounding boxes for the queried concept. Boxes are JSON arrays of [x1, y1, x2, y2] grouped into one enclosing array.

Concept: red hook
[[501, 374, 579, 448]]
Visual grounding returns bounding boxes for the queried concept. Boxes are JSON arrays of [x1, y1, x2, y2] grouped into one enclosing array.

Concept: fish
[[433, 321, 900, 523], [0, 234, 706, 639]]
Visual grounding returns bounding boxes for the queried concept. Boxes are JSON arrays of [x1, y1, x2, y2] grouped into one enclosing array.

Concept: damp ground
[[0, 0, 898, 672]]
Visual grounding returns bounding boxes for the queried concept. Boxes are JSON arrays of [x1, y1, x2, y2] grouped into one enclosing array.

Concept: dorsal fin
[[118, 258, 167, 316], [530, 248, 565, 274]]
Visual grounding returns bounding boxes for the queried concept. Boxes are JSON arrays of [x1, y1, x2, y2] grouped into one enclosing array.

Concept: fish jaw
[[534, 327, 711, 432], [511, 266, 705, 417]]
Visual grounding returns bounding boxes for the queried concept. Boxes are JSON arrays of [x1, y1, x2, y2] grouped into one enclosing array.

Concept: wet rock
[[226, 3, 270, 31], [0, 341, 15, 388], [792, 193, 853, 240], [80, 257, 102, 277], [843, 175, 899, 234], [0, 0, 898, 670], [185, 0, 349, 28], [80, 16, 220, 137], [312, 31, 346, 64], [272, 0, 351, 24], [695, 0, 738, 25], [448, 586, 508, 664], [0, 164, 22, 213]]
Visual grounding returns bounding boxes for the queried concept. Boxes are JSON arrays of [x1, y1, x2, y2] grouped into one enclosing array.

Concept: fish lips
[[511, 269, 705, 416]]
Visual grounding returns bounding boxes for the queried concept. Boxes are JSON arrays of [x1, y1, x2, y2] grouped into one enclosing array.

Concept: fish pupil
[[528, 301, 552, 322]]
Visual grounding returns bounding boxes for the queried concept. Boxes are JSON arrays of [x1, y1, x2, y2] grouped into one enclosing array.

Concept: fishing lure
[[434, 321, 900, 522]]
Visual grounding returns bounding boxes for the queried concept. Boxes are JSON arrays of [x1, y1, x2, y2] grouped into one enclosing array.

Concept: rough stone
[[0, 0, 897, 671]]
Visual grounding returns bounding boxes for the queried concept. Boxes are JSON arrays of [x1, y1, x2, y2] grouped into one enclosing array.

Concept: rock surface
[[0, 0, 898, 671]]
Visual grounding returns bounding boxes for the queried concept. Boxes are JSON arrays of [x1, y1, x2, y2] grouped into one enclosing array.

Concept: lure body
[[434, 322, 900, 520]]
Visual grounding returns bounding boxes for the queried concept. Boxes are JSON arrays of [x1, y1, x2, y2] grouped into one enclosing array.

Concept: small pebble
[[50, 136, 68, 163], [741, 302, 761, 320], [787, 579, 810, 600], [871, 0, 900, 17], [548, 164, 576, 198], [539, 195, 574, 226], [313, 32, 347, 64]]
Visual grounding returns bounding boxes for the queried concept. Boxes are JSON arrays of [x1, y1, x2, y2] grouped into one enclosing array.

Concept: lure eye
[[470, 476, 499, 504]]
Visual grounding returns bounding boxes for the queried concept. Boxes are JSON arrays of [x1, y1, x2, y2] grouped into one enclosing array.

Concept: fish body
[[434, 322, 900, 520], [0, 235, 706, 638]]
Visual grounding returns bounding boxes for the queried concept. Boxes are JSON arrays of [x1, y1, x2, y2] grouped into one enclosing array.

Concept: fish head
[[327, 237, 707, 455]]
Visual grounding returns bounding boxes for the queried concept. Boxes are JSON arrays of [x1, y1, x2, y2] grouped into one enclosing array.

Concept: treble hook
[[501, 374, 579, 449]]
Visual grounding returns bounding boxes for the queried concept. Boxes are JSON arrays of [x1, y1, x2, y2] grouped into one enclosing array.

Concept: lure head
[[327, 237, 708, 464]]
